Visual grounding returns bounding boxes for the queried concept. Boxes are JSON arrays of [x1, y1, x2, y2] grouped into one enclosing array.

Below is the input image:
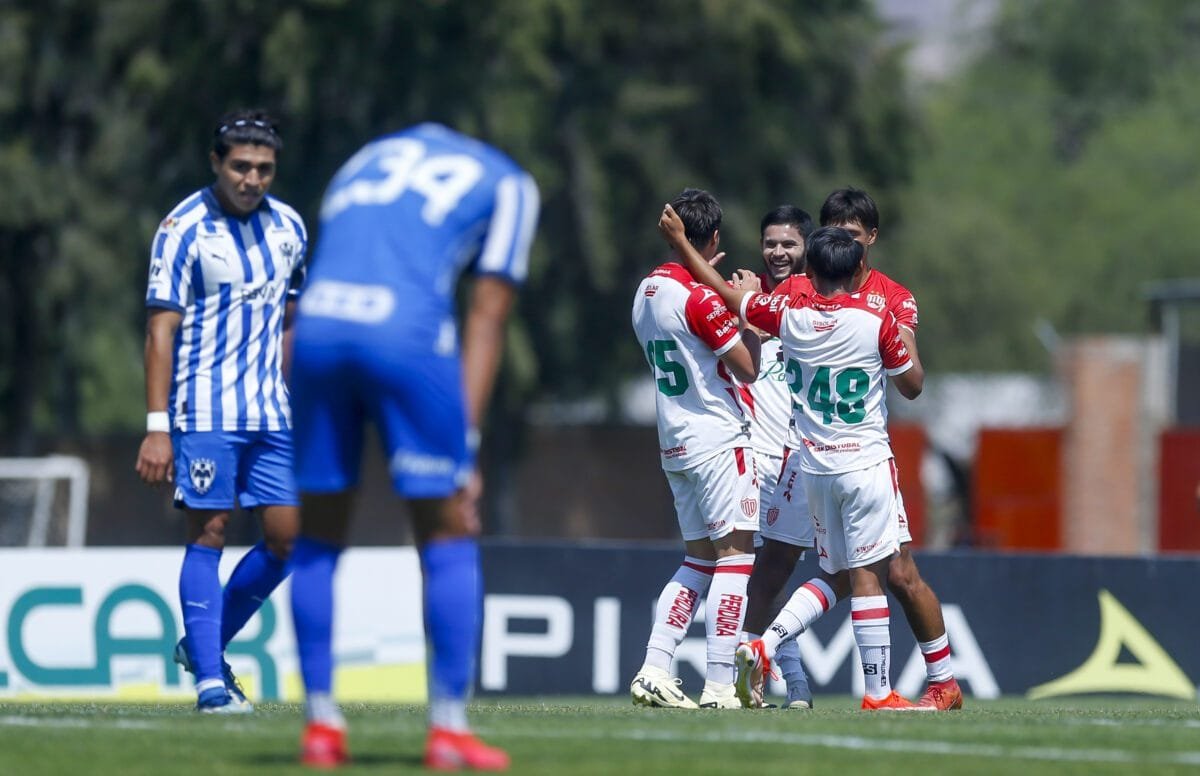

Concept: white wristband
[[147, 411, 170, 433], [466, 427, 482, 453]]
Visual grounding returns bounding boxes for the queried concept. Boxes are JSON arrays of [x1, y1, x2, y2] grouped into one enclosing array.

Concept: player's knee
[[886, 556, 925, 599]]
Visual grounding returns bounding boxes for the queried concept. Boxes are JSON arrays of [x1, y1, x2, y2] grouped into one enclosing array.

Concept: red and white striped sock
[[763, 577, 837, 655], [644, 556, 714, 672], [919, 633, 953, 682], [704, 553, 753, 686], [851, 595, 892, 700]]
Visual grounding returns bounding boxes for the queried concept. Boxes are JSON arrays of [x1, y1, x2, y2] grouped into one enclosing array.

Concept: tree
[[0, 0, 918, 451], [886, 0, 1200, 371]]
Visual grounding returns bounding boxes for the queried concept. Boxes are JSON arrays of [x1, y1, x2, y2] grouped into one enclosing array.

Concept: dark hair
[[820, 187, 878, 232], [759, 205, 813, 239], [671, 188, 722, 251], [805, 226, 864, 282], [212, 109, 282, 159]]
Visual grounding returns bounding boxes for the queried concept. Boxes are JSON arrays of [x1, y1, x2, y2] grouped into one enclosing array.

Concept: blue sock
[[421, 538, 481, 702], [179, 544, 224, 685], [221, 542, 288, 648], [290, 536, 341, 695]]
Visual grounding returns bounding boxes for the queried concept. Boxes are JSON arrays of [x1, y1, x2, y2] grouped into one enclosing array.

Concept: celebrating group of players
[[630, 187, 964, 713]]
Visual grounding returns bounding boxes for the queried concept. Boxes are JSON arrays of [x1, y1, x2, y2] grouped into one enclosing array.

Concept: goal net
[[0, 456, 90, 547]]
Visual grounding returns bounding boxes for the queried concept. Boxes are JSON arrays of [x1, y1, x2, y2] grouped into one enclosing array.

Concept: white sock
[[429, 696, 468, 732], [643, 557, 713, 672], [704, 553, 753, 686], [852, 595, 892, 700], [920, 633, 954, 682], [763, 577, 837, 654], [305, 692, 346, 729]]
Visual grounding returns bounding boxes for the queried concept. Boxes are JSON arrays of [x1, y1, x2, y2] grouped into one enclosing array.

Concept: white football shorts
[[666, 446, 761, 542], [805, 457, 900, 573], [895, 483, 913, 544], [759, 447, 815, 548]]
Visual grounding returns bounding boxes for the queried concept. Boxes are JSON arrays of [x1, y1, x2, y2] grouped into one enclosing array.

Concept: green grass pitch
[[2, 696, 1198, 774]]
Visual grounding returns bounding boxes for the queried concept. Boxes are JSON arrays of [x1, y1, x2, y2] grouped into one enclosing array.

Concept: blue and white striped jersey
[[146, 186, 307, 432], [297, 123, 539, 354]]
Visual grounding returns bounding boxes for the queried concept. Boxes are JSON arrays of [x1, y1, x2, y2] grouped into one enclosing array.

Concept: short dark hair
[[671, 188, 722, 251], [805, 226, 864, 282], [212, 109, 282, 159], [820, 187, 878, 232], [760, 205, 813, 240]]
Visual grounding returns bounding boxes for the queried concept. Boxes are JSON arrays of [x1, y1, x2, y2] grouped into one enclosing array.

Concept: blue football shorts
[[290, 340, 470, 499], [172, 429, 299, 511]]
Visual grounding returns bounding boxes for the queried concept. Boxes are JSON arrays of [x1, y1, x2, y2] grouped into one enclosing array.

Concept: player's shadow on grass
[[246, 752, 423, 768]]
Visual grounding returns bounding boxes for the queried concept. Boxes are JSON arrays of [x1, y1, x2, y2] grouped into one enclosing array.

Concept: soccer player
[[738, 206, 816, 709], [287, 122, 539, 769], [135, 109, 307, 714], [658, 205, 924, 710], [736, 189, 964, 711], [629, 188, 761, 710]]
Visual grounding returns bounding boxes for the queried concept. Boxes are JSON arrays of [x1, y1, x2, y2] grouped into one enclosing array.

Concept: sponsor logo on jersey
[[160, 217, 178, 230], [189, 458, 216, 495], [644, 284, 659, 298], [814, 320, 837, 332], [662, 444, 687, 459]]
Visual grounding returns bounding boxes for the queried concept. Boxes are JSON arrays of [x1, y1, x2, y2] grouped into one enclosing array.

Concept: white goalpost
[[0, 456, 90, 547]]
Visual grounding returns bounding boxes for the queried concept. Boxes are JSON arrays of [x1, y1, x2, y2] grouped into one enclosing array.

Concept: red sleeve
[[879, 311, 912, 371], [888, 283, 919, 331], [684, 286, 740, 352], [740, 291, 787, 338]]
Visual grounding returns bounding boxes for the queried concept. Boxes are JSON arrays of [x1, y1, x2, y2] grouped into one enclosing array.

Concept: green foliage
[[0, 0, 914, 444], [888, 0, 1200, 371]]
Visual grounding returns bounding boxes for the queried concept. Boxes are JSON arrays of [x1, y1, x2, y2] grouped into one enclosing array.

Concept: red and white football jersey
[[740, 289, 912, 474], [778, 268, 918, 331], [746, 275, 795, 458], [775, 267, 918, 451], [633, 263, 751, 471]]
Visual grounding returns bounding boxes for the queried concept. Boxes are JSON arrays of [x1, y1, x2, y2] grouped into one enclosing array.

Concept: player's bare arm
[[461, 275, 517, 430], [136, 308, 182, 484], [659, 204, 752, 315], [892, 359, 925, 399], [722, 330, 760, 384]]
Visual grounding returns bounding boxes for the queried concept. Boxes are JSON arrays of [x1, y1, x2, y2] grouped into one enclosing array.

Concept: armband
[[146, 411, 170, 433]]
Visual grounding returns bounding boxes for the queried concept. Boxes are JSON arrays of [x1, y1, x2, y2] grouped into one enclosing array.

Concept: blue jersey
[[297, 123, 539, 354], [146, 187, 307, 432]]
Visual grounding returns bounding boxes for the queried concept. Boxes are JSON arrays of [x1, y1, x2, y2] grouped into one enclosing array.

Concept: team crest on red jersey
[[867, 292, 886, 311]]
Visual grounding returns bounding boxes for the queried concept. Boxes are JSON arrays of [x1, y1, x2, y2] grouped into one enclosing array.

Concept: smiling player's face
[[211, 144, 276, 217], [760, 224, 806, 283]]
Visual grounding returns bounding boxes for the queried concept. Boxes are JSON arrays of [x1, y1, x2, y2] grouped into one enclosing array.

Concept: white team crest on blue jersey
[[190, 459, 217, 495]]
